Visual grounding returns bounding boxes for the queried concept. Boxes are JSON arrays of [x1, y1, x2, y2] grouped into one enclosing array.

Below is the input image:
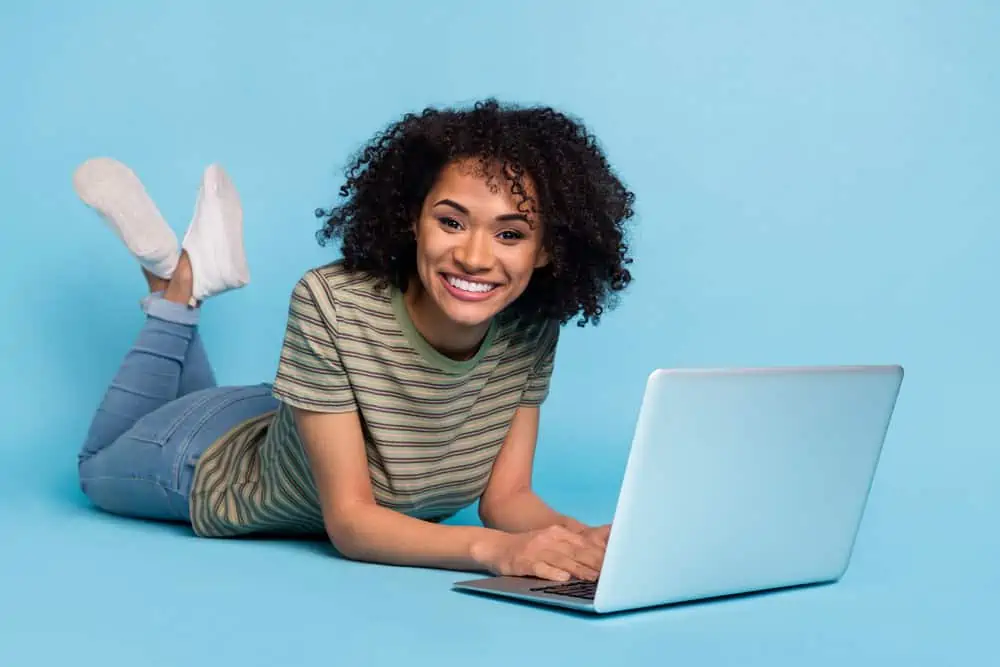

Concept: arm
[[296, 406, 603, 579], [295, 406, 504, 571], [478, 405, 592, 535]]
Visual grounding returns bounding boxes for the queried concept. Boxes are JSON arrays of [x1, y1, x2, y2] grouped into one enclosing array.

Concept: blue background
[[2, 1, 997, 664]]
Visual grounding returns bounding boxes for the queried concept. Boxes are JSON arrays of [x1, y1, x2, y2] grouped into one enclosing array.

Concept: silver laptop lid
[[594, 365, 903, 613]]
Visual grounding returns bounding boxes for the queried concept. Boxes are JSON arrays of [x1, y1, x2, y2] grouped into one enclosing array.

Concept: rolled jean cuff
[[141, 292, 200, 326]]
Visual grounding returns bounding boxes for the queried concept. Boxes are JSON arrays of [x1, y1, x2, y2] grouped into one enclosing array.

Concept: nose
[[454, 229, 493, 273]]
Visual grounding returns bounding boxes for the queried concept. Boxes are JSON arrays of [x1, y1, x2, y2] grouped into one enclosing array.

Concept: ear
[[533, 247, 550, 269], [411, 201, 429, 239]]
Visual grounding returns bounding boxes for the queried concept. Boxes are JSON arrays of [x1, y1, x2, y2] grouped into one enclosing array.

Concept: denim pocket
[[126, 388, 221, 447], [168, 386, 278, 491]]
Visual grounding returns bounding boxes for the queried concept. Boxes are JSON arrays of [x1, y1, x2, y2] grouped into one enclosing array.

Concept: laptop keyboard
[[529, 580, 597, 599]]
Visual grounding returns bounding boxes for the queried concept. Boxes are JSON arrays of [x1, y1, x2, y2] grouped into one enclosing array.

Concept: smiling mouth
[[441, 273, 500, 298]]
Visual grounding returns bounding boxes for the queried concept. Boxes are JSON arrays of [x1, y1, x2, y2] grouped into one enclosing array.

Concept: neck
[[403, 280, 491, 360]]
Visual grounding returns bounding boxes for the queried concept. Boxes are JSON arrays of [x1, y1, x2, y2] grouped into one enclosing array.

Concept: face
[[410, 159, 549, 334]]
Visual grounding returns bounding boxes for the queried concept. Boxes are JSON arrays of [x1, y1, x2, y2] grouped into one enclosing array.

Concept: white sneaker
[[181, 163, 250, 302], [73, 157, 180, 279]]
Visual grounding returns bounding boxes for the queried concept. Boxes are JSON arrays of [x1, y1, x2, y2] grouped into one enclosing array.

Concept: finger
[[562, 522, 604, 546], [552, 535, 605, 571], [576, 545, 606, 572], [544, 527, 605, 570], [541, 550, 600, 582], [549, 525, 593, 549], [575, 527, 605, 548], [592, 524, 611, 546], [532, 561, 572, 582], [550, 524, 586, 539]]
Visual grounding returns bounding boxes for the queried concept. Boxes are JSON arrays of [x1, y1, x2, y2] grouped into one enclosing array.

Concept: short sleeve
[[520, 321, 560, 406], [271, 271, 357, 412]]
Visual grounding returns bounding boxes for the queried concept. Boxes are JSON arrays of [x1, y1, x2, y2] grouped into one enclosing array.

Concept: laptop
[[453, 365, 904, 614]]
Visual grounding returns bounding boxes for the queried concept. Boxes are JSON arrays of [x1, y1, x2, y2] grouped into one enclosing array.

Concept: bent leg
[[143, 290, 217, 396], [79, 296, 206, 465], [179, 331, 217, 396], [79, 383, 276, 522]]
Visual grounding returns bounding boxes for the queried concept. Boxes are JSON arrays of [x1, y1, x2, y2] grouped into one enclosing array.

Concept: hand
[[568, 522, 611, 549], [472, 525, 606, 582], [557, 516, 611, 548]]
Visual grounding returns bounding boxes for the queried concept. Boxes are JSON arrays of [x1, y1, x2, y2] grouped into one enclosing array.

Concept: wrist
[[469, 528, 506, 570]]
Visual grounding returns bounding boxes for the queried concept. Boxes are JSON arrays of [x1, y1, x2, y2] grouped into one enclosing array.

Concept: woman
[[75, 99, 636, 584]]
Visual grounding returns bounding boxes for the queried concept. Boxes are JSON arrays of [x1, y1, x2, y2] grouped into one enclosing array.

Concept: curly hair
[[315, 99, 635, 326]]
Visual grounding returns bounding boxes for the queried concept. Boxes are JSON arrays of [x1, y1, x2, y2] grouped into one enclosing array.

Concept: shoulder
[[289, 260, 390, 320], [497, 311, 560, 356], [293, 259, 383, 300], [494, 314, 560, 405]]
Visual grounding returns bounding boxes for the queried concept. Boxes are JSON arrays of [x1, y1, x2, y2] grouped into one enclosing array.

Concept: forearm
[[329, 502, 504, 571], [480, 489, 584, 534]]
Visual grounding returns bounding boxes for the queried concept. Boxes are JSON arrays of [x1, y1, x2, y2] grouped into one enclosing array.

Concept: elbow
[[477, 493, 510, 528], [326, 526, 362, 561], [322, 504, 372, 561], [479, 485, 531, 529], [477, 504, 494, 529]]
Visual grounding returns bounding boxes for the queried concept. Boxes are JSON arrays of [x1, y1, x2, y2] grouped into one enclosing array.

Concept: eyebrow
[[435, 199, 531, 224]]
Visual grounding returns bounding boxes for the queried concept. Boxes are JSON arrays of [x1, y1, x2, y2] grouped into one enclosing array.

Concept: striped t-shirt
[[188, 260, 558, 538]]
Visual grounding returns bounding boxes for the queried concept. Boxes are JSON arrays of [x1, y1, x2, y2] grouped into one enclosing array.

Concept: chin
[[437, 296, 504, 329]]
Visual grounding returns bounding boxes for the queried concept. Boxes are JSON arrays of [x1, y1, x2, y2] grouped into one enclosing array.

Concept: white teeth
[[446, 275, 496, 293]]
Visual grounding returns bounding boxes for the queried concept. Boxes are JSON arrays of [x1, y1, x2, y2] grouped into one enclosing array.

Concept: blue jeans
[[77, 293, 277, 523]]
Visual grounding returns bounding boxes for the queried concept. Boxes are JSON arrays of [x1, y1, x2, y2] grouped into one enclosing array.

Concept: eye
[[497, 230, 525, 242], [438, 216, 462, 230]]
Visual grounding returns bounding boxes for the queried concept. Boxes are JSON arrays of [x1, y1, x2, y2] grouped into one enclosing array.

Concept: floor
[[2, 440, 994, 667]]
